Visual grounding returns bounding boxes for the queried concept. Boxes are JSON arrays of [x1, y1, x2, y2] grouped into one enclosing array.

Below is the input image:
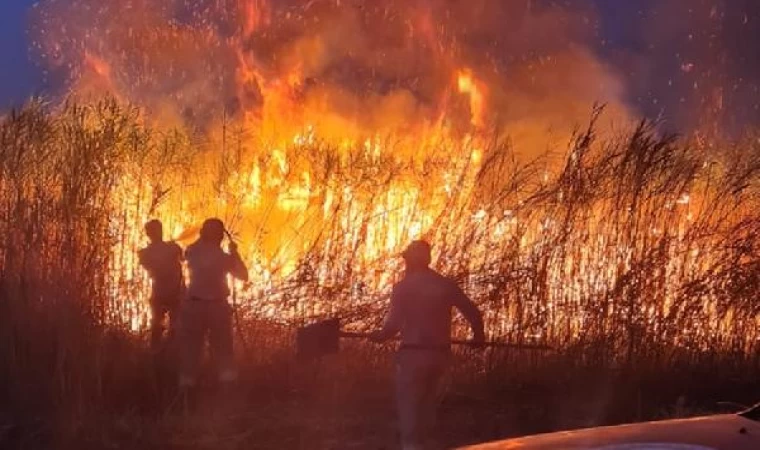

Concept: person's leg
[[209, 300, 236, 383], [161, 296, 183, 378], [396, 351, 426, 450], [420, 353, 450, 449], [166, 295, 179, 333], [149, 302, 166, 351], [165, 296, 182, 354], [178, 301, 205, 389]]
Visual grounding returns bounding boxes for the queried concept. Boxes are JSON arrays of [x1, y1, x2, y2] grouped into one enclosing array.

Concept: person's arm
[[226, 242, 249, 282], [451, 282, 486, 343], [370, 286, 404, 342], [173, 242, 185, 262], [138, 248, 153, 272]]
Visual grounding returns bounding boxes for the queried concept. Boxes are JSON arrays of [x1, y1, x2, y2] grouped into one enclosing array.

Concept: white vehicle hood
[[461, 414, 760, 450]]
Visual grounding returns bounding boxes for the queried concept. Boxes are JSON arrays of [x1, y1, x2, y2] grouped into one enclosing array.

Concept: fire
[[103, 112, 486, 330], [457, 69, 486, 128], [31, 0, 702, 341], [84, 52, 111, 79], [240, 0, 270, 36]]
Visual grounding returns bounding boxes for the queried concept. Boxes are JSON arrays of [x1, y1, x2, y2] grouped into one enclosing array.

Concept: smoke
[[28, 0, 760, 144], [31, 0, 635, 156]]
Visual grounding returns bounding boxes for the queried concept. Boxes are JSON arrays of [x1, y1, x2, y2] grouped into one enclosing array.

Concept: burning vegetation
[[25, 0, 636, 331], [0, 0, 759, 447]]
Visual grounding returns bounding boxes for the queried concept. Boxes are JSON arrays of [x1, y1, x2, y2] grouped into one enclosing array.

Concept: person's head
[[144, 219, 163, 243], [200, 218, 225, 245], [401, 240, 432, 272]]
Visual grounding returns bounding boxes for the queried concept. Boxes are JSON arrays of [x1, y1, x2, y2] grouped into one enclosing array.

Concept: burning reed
[[1, 100, 759, 446]]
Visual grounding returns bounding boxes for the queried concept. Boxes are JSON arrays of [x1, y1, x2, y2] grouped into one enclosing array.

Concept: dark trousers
[[395, 349, 450, 450], [178, 298, 236, 386], [150, 298, 180, 351]]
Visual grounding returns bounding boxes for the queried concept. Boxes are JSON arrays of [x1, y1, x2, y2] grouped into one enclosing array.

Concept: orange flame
[[32, 0, 641, 332], [457, 69, 486, 128]]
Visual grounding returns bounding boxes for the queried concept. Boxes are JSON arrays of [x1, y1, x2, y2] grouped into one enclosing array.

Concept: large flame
[[457, 69, 486, 128], [31, 0, 648, 332]]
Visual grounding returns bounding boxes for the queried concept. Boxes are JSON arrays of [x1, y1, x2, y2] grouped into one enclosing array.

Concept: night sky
[[0, 0, 42, 108], [1, 0, 759, 132]]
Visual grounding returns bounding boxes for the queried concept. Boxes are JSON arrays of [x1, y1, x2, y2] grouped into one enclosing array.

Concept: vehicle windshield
[[740, 402, 760, 421]]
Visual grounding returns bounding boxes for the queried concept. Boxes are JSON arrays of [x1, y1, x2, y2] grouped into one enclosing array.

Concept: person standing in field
[[370, 240, 485, 450], [179, 218, 248, 389], [138, 219, 185, 352]]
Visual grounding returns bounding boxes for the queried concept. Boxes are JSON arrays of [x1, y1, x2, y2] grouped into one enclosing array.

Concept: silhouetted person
[[371, 240, 485, 450], [138, 219, 185, 352], [179, 218, 248, 389]]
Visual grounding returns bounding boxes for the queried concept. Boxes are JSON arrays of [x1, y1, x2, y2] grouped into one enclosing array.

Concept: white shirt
[[185, 240, 248, 301]]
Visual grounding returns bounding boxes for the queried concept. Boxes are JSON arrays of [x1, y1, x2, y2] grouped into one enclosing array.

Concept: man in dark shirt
[[138, 219, 185, 352], [371, 240, 485, 450]]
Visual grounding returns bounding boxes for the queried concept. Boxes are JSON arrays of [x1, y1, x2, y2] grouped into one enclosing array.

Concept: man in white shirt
[[138, 219, 184, 352], [371, 240, 485, 450], [179, 218, 248, 388]]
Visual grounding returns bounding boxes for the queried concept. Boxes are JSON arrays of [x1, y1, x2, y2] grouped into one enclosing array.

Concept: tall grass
[[1, 99, 759, 447]]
